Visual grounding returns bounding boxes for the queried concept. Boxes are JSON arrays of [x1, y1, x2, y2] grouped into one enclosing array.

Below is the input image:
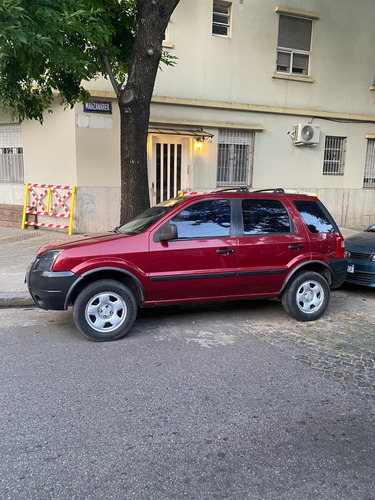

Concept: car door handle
[[216, 248, 235, 254], [289, 244, 304, 250]]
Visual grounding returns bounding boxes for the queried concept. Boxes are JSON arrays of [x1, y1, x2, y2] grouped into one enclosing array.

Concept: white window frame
[[216, 129, 253, 187], [162, 25, 174, 49], [364, 138, 375, 188], [276, 14, 313, 77], [323, 136, 347, 176], [212, 1, 232, 38]]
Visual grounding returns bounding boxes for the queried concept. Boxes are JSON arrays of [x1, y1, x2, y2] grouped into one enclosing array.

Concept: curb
[[0, 229, 56, 245], [0, 294, 35, 309]]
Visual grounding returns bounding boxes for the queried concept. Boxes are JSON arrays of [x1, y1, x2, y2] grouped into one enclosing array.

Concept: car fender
[[280, 260, 333, 293], [64, 265, 146, 309], [70, 256, 147, 279]]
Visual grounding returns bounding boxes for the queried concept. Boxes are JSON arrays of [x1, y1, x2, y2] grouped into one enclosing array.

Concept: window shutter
[[278, 15, 312, 51], [277, 51, 290, 70], [292, 53, 309, 73]]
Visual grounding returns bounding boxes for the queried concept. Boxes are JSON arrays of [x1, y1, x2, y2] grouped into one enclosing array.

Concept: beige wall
[[75, 100, 121, 187], [22, 101, 77, 186], [315, 188, 375, 228], [155, 0, 375, 116], [0, 183, 25, 206], [74, 186, 120, 233]]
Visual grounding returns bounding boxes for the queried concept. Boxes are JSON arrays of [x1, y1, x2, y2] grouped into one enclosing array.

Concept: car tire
[[73, 279, 137, 341], [281, 271, 330, 321]]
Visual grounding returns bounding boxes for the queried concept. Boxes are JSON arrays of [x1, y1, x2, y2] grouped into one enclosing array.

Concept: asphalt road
[[0, 292, 374, 499]]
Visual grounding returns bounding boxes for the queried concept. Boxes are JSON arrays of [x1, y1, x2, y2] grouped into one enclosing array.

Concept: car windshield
[[365, 223, 375, 233], [117, 198, 185, 235]]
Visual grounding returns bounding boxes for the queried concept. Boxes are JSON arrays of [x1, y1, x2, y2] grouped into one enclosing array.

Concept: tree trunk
[[119, 0, 180, 225]]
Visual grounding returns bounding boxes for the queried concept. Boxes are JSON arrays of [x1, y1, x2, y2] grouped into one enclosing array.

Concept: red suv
[[26, 189, 347, 341]]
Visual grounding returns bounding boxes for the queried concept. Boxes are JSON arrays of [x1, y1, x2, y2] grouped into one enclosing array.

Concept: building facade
[[1, 0, 375, 232]]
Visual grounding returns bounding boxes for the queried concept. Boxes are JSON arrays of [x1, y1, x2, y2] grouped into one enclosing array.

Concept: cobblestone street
[[239, 284, 375, 402]]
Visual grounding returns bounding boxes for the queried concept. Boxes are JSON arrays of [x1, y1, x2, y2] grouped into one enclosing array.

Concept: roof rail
[[252, 188, 285, 194], [214, 187, 250, 193]]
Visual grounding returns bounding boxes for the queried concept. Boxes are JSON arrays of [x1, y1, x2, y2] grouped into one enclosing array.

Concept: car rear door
[[148, 198, 238, 302], [236, 197, 311, 295]]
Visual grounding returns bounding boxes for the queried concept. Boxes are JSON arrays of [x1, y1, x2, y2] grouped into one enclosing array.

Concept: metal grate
[[364, 138, 375, 188], [155, 142, 182, 203], [347, 270, 375, 285], [216, 129, 253, 187], [323, 136, 346, 175], [349, 251, 373, 261], [0, 124, 24, 183]]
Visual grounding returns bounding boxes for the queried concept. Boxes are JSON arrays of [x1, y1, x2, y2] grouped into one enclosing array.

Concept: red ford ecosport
[[26, 188, 347, 341]]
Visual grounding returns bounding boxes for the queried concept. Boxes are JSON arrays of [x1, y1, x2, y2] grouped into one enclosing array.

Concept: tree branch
[[102, 51, 119, 97]]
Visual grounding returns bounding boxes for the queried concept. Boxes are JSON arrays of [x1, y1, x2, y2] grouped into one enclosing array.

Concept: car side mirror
[[159, 223, 178, 242]]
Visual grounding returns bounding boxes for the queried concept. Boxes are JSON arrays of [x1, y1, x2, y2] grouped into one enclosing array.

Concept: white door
[[150, 136, 189, 205]]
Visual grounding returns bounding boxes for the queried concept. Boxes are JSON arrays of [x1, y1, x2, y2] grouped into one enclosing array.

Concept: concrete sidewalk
[[0, 225, 362, 309], [0, 227, 65, 308]]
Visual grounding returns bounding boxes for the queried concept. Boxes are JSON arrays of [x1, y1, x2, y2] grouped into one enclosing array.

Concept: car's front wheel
[[73, 279, 137, 341], [281, 271, 330, 321]]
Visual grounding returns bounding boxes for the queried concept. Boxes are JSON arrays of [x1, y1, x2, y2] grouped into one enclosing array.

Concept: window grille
[[0, 124, 24, 183], [212, 1, 231, 37], [323, 136, 346, 175], [364, 139, 375, 188], [276, 14, 312, 76], [216, 129, 253, 187]]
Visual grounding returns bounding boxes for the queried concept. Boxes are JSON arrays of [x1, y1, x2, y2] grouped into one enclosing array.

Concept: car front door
[[149, 198, 238, 302]]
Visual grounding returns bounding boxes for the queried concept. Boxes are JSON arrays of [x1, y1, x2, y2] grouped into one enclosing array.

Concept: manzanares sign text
[[83, 101, 112, 114]]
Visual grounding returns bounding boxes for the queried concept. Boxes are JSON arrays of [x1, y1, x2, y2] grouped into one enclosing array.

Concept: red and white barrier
[[22, 183, 76, 235]]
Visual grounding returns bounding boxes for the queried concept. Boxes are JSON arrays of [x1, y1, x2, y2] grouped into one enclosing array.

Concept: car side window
[[294, 200, 338, 233], [242, 199, 291, 235], [170, 199, 231, 239]]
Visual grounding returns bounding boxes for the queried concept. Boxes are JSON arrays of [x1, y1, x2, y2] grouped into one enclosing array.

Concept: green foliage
[[0, 0, 137, 122]]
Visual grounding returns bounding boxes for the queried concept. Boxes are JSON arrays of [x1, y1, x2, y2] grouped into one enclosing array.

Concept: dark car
[[345, 223, 375, 287], [26, 188, 347, 341]]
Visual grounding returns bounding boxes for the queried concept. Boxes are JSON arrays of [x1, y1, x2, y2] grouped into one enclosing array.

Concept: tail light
[[336, 235, 345, 259]]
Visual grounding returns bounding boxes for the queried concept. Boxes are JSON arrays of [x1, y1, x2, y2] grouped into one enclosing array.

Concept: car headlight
[[34, 250, 62, 271], [344, 250, 351, 259], [371, 254, 375, 262]]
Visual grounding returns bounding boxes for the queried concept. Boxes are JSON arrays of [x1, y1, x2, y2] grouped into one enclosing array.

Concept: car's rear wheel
[[281, 271, 330, 321], [73, 280, 137, 341]]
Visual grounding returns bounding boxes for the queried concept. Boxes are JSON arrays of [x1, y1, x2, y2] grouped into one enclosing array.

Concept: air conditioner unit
[[293, 123, 320, 146]]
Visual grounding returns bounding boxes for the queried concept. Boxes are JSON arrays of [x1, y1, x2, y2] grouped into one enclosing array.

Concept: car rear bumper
[[329, 258, 348, 289]]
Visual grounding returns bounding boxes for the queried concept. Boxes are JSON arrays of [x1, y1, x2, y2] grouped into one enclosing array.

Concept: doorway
[[150, 136, 189, 205]]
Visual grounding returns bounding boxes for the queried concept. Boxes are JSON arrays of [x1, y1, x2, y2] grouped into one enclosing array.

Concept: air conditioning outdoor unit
[[293, 123, 320, 146]]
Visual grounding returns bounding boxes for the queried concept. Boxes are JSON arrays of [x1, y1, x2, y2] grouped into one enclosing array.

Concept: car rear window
[[241, 199, 291, 235], [294, 200, 338, 233]]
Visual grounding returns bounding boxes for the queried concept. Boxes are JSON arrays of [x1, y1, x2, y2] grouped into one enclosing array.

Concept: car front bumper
[[345, 260, 375, 287], [25, 262, 81, 310]]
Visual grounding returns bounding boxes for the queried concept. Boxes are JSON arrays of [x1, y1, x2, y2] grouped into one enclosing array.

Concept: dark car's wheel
[[73, 280, 137, 341], [281, 271, 330, 321]]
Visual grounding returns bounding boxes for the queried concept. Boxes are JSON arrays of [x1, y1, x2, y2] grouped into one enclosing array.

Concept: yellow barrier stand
[[68, 186, 76, 236], [21, 183, 29, 230]]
